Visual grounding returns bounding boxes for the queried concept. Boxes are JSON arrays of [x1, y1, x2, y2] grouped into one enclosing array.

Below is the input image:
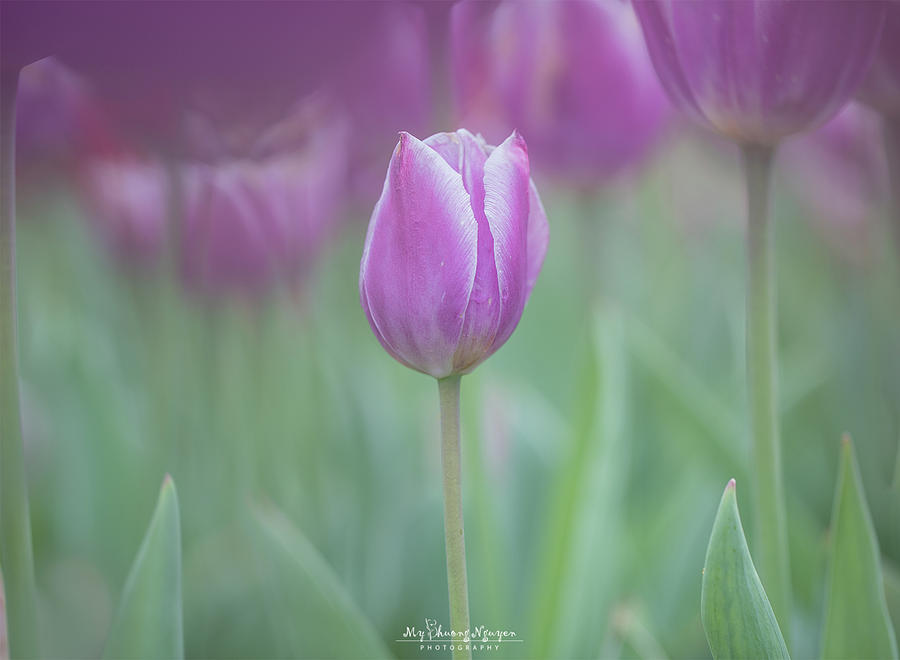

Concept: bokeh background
[[4, 1, 900, 658]]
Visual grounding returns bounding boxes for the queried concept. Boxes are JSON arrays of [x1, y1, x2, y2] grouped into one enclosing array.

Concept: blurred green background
[[15, 131, 900, 659]]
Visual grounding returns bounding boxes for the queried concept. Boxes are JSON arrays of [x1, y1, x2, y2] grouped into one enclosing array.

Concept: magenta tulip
[[180, 109, 347, 298], [633, 0, 886, 144], [359, 129, 548, 378], [451, 0, 669, 184], [15, 58, 91, 183]]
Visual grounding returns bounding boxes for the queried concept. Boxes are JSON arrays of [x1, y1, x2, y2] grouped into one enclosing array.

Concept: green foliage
[[14, 139, 900, 658], [821, 437, 898, 660], [104, 476, 183, 660], [248, 504, 391, 659], [701, 479, 790, 660]]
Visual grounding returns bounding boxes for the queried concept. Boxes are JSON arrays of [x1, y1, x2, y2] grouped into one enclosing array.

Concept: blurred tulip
[[633, 0, 886, 144], [858, 4, 900, 118], [1, 2, 394, 150], [634, 0, 887, 636], [334, 3, 433, 199], [451, 0, 669, 185], [15, 58, 91, 183], [781, 103, 887, 259], [180, 104, 348, 298], [359, 129, 548, 378], [78, 155, 170, 267]]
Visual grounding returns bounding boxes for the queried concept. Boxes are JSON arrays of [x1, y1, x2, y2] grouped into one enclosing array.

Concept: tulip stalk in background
[[0, 69, 41, 660], [635, 1, 887, 644], [360, 129, 548, 660]]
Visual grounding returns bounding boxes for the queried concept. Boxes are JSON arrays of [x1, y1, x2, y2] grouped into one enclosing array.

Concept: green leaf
[[250, 504, 391, 659], [821, 436, 899, 660], [104, 475, 183, 660], [701, 479, 789, 660]]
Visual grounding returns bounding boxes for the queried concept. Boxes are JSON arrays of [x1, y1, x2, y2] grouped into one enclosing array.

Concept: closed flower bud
[[634, 0, 887, 144], [359, 129, 549, 378], [178, 96, 347, 299]]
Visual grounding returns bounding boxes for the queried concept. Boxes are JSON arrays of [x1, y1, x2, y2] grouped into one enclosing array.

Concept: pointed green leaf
[[701, 479, 789, 660], [104, 475, 183, 660], [250, 504, 390, 659], [821, 436, 898, 660]]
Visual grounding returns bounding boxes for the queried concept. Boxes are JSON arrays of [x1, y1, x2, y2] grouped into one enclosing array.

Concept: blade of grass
[[250, 503, 391, 659], [701, 479, 789, 660], [0, 68, 41, 659], [821, 435, 898, 660], [103, 475, 183, 660]]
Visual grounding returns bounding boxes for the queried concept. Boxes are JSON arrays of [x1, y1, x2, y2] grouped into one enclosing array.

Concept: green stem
[[438, 375, 471, 660], [0, 69, 41, 658], [742, 144, 791, 641]]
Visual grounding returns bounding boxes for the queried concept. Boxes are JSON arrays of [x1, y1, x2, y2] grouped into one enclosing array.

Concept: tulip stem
[[438, 375, 472, 660], [742, 144, 791, 641], [0, 69, 42, 659]]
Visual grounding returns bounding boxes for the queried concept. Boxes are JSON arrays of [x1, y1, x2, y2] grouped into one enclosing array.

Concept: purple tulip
[[79, 154, 170, 266], [451, 0, 669, 184], [180, 106, 348, 298], [359, 129, 548, 378], [15, 58, 92, 183], [633, 0, 887, 144], [858, 4, 900, 118]]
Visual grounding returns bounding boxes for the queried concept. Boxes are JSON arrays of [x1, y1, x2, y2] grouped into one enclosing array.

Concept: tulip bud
[[634, 0, 887, 144], [15, 58, 93, 185], [180, 107, 348, 298], [359, 129, 549, 378], [451, 0, 668, 184]]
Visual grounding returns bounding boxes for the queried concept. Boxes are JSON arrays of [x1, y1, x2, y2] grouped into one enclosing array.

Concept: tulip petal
[[632, 1, 705, 124], [423, 131, 463, 171], [451, 130, 503, 373], [526, 179, 549, 297], [482, 131, 533, 354], [360, 132, 478, 378]]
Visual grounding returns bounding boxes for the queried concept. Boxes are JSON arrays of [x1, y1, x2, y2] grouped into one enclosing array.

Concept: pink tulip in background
[[452, 0, 669, 185], [634, 0, 886, 144], [181, 102, 348, 299]]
